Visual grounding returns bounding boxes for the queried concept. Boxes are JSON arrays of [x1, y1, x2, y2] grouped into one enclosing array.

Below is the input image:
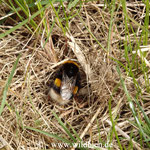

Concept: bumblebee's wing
[[60, 72, 76, 100]]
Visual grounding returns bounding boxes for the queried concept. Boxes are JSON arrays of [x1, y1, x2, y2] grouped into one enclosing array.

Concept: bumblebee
[[48, 60, 80, 105]]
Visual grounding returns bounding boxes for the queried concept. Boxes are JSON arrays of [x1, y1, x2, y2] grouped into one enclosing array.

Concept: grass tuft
[[0, 0, 150, 149]]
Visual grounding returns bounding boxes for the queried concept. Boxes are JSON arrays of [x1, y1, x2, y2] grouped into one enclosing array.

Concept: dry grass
[[0, 0, 150, 150]]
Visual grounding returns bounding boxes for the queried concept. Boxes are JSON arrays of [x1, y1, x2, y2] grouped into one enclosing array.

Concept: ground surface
[[0, 0, 150, 150]]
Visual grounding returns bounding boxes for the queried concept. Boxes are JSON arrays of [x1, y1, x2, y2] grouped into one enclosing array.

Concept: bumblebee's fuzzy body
[[49, 60, 80, 105]]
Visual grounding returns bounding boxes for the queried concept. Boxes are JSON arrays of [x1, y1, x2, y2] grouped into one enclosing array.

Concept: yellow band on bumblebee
[[63, 60, 79, 68], [73, 86, 78, 95], [54, 78, 61, 87]]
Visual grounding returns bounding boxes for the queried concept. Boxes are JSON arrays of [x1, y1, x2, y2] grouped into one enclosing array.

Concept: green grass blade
[[25, 126, 72, 143], [52, 111, 77, 142], [43, 19, 55, 48], [0, 4, 49, 39], [67, 122, 82, 142], [116, 65, 150, 148], [68, 0, 79, 10], [0, 54, 21, 116], [107, 0, 116, 53], [49, 0, 66, 34], [66, 123, 88, 150], [96, 119, 102, 144], [36, 0, 48, 34], [143, 0, 149, 45], [109, 98, 123, 150], [121, 0, 133, 75], [7, 0, 33, 32], [13, 0, 37, 28], [134, 98, 150, 129], [60, 0, 69, 29]]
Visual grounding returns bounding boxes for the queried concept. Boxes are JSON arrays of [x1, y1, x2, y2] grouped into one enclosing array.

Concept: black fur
[[51, 61, 80, 96]]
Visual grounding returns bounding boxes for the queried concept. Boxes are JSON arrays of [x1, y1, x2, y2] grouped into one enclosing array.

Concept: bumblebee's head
[[63, 61, 79, 78]]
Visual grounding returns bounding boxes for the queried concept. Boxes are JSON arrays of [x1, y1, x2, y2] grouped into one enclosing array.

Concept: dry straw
[[0, 1, 149, 149]]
